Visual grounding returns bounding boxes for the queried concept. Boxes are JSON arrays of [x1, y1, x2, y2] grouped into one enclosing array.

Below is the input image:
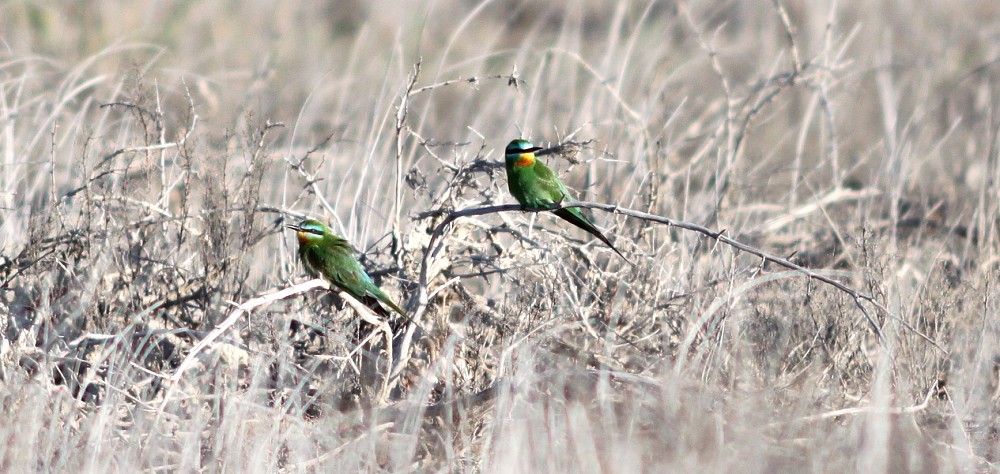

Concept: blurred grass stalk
[[0, 0, 997, 472]]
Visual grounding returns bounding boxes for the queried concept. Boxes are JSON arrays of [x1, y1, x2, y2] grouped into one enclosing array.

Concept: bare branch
[[408, 200, 945, 352], [161, 279, 328, 398]]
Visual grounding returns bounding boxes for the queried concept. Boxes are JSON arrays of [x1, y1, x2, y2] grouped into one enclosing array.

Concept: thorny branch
[[406, 201, 944, 353], [407, 68, 525, 96]]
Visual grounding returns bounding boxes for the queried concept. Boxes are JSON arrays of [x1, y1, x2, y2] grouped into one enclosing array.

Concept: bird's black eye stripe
[[305, 228, 324, 235]]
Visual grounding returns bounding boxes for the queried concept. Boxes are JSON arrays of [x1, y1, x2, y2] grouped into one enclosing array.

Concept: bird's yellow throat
[[514, 153, 536, 168], [296, 231, 315, 246]]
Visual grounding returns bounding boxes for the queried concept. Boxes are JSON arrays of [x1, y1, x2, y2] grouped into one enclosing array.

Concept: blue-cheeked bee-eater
[[504, 139, 628, 261], [287, 218, 415, 325]]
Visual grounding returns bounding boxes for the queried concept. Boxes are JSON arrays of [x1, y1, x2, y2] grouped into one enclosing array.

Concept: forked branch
[[158, 278, 398, 409]]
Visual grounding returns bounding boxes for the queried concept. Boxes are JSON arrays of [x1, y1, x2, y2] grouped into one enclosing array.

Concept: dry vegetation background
[[1, 0, 999, 471]]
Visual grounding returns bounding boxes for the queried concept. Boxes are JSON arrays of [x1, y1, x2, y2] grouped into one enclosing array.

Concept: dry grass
[[1, 0, 999, 471]]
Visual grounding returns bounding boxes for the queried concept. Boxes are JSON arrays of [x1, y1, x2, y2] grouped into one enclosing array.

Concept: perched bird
[[504, 139, 628, 261], [287, 218, 414, 325]]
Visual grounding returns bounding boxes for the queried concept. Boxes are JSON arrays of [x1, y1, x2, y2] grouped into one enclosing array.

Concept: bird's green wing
[[328, 256, 374, 299], [332, 256, 408, 317], [530, 161, 573, 204], [532, 161, 596, 228], [508, 155, 633, 264]]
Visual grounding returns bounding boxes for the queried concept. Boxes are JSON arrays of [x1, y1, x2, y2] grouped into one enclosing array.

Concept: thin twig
[[772, 0, 803, 76], [793, 383, 938, 422], [392, 61, 421, 271], [339, 289, 395, 405], [407, 72, 525, 96]]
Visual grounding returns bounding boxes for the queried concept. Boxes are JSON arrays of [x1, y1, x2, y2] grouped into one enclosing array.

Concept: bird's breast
[[514, 153, 535, 168]]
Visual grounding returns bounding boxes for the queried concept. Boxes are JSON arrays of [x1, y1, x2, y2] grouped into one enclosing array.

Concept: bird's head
[[505, 139, 544, 168], [285, 218, 328, 246]]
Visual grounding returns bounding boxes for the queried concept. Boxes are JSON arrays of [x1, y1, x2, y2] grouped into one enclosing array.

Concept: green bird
[[287, 218, 413, 325], [504, 139, 628, 261]]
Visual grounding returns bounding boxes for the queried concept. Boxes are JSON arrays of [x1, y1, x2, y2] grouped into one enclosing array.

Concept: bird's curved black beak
[[285, 224, 304, 232], [526, 146, 544, 153]]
